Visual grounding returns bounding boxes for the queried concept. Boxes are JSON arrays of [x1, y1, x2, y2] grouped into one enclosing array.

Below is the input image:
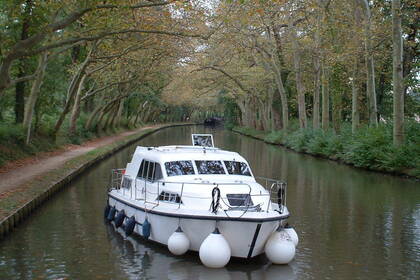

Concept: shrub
[[224, 123, 235, 130], [0, 124, 25, 143], [235, 121, 419, 177], [305, 129, 331, 156], [264, 130, 286, 144], [284, 129, 314, 152], [233, 126, 265, 139], [342, 125, 392, 170]]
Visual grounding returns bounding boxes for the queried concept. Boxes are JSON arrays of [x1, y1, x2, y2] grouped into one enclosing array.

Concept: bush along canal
[[233, 125, 420, 180], [0, 125, 419, 279], [0, 123, 192, 240]]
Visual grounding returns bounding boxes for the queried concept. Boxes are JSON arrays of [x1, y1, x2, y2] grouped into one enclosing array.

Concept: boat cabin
[[124, 145, 255, 183]]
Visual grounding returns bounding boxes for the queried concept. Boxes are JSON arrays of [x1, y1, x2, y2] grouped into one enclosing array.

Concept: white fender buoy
[[284, 225, 299, 247], [199, 228, 231, 268], [168, 226, 190, 255], [265, 229, 296, 264]]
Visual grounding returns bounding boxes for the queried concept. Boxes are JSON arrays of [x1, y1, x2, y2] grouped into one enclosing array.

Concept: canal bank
[[232, 126, 420, 180], [0, 125, 418, 279], [0, 123, 193, 239]]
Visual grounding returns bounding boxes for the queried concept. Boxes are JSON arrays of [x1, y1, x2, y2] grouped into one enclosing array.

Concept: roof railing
[[110, 169, 287, 214]]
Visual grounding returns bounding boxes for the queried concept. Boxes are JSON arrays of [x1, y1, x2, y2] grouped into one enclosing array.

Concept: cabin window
[[165, 161, 195, 176], [224, 161, 252, 176], [154, 164, 163, 180], [121, 176, 132, 189], [157, 191, 182, 204], [138, 160, 147, 178], [137, 160, 163, 182], [195, 160, 226, 175], [147, 162, 155, 181]]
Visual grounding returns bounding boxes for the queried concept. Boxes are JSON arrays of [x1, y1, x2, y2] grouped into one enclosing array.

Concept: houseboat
[[104, 134, 298, 268]]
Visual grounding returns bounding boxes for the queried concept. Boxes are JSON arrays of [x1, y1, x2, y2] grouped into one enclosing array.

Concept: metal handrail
[[110, 168, 125, 190], [110, 169, 287, 213], [255, 176, 287, 212]]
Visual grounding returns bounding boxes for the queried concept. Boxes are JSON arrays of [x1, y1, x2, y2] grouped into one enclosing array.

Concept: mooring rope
[[210, 186, 221, 214]]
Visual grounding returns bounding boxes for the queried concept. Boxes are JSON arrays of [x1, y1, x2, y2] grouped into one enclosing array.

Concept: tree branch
[[194, 66, 251, 94], [81, 77, 138, 101], [9, 74, 37, 87], [26, 29, 204, 57], [0, 1, 175, 95]]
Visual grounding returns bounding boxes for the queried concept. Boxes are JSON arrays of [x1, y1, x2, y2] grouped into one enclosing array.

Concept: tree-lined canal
[[0, 126, 419, 279]]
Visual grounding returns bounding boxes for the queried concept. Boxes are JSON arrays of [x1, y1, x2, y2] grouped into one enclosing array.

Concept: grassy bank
[[0, 121, 145, 167], [0, 123, 193, 237], [233, 123, 420, 179]]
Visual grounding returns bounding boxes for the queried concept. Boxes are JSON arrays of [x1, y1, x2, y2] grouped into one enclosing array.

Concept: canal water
[[0, 126, 419, 279]]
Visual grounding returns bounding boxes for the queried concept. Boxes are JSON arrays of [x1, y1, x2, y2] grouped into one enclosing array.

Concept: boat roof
[[133, 145, 248, 163]]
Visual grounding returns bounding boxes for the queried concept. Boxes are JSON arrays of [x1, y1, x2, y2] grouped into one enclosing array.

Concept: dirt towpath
[[0, 125, 156, 196]]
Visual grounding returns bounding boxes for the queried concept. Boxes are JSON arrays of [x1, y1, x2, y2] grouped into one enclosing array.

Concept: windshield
[[195, 160, 226, 175], [224, 161, 252, 176], [165, 161, 195, 176]]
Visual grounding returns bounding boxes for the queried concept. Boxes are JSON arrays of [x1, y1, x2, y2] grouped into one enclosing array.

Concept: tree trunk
[[133, 108, 142, 126], [332, 92, 342, 133], [53, 69, 84, 137], [15, 64, 26, 124], [99, 103, 117, 131], [392, 0, 404, 146], [366, 45, 377, 126], [290, 26, 307, 129], [139, 104, 149, 123], [268, 102, 274, 131], [377, 68, 387, 123], [14, 0, 32, 124], [313, 3, 322, 130], [236, 99, 250, 127], [114, 98, 125, 127], [272, 104, 282, 130], [69, 74, 87, 134], [52, 50, 91, 137], [255, 40, 289, 130], [110, 101, 120, 128], [143, 105, 153, 123], [321, 63, 329, 131], [23, 52, 48, 144], [266, 52, 289, 131], [34, 99, 41, 132], [85, 104, 104, 130], [53, 76, 81, 136], [351, 60, 360, 133], [272, 67, 289, 130], [313, 59, 321, 130], [103, 106, 116, 130], [357, 0, 377, 126], [256, 106, 264, 130], [133, 101, 147, 126]]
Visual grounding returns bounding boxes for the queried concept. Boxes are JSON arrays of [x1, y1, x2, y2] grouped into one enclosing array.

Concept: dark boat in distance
[[203, 117, 224, 126]]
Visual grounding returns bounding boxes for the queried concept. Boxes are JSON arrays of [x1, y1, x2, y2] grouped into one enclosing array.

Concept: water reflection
[[0, 125, 418, 279], [106, 222, 296, 280]]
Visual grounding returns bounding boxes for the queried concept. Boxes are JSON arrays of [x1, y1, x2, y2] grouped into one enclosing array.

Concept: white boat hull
[[108, 194, 288, 258]]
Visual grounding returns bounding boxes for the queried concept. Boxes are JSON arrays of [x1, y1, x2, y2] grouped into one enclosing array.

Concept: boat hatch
[[226, 194, 253, 207]]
